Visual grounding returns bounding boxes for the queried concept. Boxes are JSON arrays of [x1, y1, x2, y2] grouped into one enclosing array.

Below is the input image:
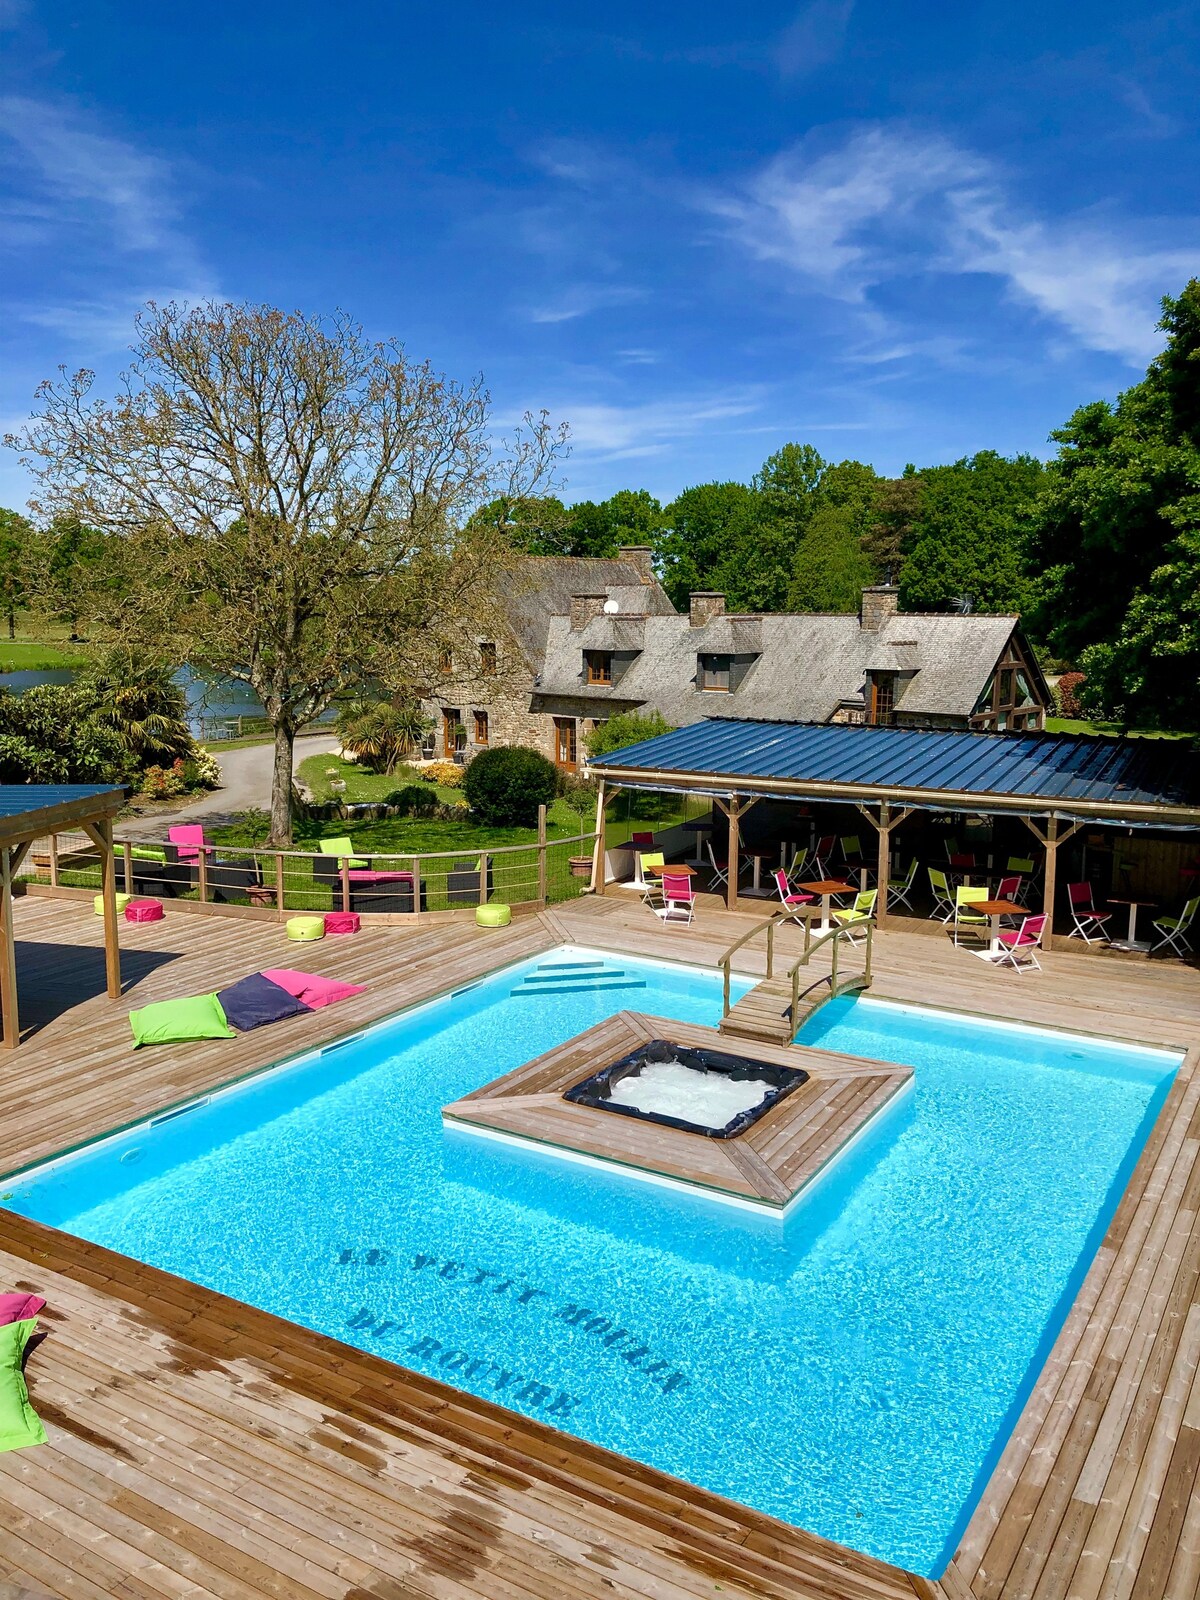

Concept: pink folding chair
[[1067, 882, 1111, 944], [996, 914, 1046, 973], [996, 874, 1022, 902], [168, 824, 207, 863], [657, 871, 695, 926], [630, 832, 655, 849], [773, 869, 813, 925], [812, 834, 836, 877]]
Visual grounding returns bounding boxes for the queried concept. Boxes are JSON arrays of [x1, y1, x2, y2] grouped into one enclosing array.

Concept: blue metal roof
[[589, 719, 1200, 818], [0, 784, 126, 819]]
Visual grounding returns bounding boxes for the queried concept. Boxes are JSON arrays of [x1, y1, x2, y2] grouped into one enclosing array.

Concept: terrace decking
[[443, 1009, 911, 1207], [0, 888, 1198, 1600]]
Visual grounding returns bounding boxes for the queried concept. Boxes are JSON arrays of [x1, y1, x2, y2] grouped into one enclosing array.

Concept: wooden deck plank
[[1, 888, 1199, 1599]]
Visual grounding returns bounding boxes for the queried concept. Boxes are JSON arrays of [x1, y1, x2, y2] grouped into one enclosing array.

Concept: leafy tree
[[469, 495, 572, 554], [0, 683, 131, 783], [1029, 281, 1200, 727], [11, 300, 565, 843], [902, 451, 1044, 614], [754, 442, 826, 512], [658, 482, 791, 610], [77, 647, 193, 764], [787, 505, 876, 611], [0, 508, 34, 640], [39, 515, 115, 637], [462, 744, 558, 826], [583, 709, 674, 760], [862, 473, 922, 586]]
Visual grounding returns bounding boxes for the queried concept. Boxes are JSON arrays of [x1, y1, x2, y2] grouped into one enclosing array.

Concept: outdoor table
[[1108, 896, 1156, 952], [799, 880, 853, 934], [642, 862, 696, 877], [974, 899, 1026, 961], [682, 819, 712, 864], [742, 850, 775, 897]]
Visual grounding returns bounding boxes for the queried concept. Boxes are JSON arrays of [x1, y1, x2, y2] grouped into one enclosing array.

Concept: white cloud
[[0, 96, 188, 257], [0, 96, 213, 348], [707, 122, 1196, 363], [540, 390, 764, 461], [773, 0, 855, 78], [527, 283, 647, 324]]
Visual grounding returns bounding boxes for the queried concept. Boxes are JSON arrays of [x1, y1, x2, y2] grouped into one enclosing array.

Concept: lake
[[0, 665, 333, 740]]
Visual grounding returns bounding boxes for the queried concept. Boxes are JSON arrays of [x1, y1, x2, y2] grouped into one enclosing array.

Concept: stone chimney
[[618, 545, 655, 585], [860, 584, 900, 632], [689, 591, 726, 627], [570, 593, 608, 631]]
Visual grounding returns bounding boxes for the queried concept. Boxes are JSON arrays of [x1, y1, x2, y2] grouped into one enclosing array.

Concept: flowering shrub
[[141, 761, 188, 799], [183, 747, 221, 788], [1055, 671, 1086, 719], [425, 760, 464, 787]]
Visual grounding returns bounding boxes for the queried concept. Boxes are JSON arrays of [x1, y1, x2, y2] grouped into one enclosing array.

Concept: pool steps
[[509, 961, 647, 999]]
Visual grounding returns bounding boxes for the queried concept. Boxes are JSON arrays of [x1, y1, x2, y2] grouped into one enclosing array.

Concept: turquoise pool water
[[0, 951, 1180, 1576]]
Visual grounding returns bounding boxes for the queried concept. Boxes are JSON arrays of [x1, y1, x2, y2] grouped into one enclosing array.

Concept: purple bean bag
[[216, 972, 311, 1031]]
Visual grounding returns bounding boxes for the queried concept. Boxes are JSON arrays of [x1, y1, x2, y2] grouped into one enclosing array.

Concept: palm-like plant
[[79, 649, 193, 764], [336, 698, 431, 774]]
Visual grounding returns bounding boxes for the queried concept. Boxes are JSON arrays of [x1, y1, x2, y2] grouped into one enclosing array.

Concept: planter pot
[[568, 856, 593, 880]]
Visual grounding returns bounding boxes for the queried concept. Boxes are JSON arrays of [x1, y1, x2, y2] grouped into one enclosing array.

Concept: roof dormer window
[[698, 653, 732, 691], [585, 650, 613, 685]]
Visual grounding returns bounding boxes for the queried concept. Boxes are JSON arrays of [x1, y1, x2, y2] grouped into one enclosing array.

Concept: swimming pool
[[0, 948, 1180, 1576]]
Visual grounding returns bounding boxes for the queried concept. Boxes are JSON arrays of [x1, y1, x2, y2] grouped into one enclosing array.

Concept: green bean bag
[[286, 915, 326, 942], [0, 1318, 46, 1453], [130, 846, 166, 862], [129, 992, 237, 1048], [94, 893, 132, 916], [476, 903, 511, 928]]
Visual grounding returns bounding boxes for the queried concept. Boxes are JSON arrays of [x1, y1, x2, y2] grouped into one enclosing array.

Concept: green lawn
[[0, 626, 89, 672], [298, 752, 470, 808], [1046, 717, 1192, 740]]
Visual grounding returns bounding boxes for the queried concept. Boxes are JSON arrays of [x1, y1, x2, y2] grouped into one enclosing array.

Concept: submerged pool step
[[510, 979, 647, 997], [522, 968, 625, 986], [534, 960, 608, 973]]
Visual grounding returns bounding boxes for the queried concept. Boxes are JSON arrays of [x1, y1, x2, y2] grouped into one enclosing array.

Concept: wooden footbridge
[[718, 908, 874, 1045]]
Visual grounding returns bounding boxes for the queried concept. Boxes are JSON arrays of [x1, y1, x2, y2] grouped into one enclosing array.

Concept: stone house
[[427, 563, 1051, 773]]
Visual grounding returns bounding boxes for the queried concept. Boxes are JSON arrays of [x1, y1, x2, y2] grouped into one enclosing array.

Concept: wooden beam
[[0, 847, 18, 1049], [83, 819, 121, 998]]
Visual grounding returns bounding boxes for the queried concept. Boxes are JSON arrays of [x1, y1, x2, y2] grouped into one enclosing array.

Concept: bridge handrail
[[717, 907, 814, 1016], [718, 907, 874, 1029]]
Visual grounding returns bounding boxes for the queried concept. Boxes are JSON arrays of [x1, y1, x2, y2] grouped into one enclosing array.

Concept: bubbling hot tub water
[[607, 1057, 774, 1129]]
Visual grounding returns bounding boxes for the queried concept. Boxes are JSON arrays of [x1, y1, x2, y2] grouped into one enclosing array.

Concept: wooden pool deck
[[0, 889, 1198, 1599], [443, 1009, 912, 1208]]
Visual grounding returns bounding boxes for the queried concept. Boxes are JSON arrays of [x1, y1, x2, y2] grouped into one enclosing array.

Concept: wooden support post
[[875, 802, 891, 927], [726, 797, 740, 912], [48, 832, 59, 887], [1041, 816, 1059, 950], [83, 819, 122, 999], [478, 852, 490, 906], [197, 845, 208, 904], [411, 856, 422, 914], [590, 781, 608, 895], [536, 805, 548, 905], [340, 859, 351, 914], [0, 847, 19, 1049], [275, 852, 286, 919], [122, 840, 134, 896]]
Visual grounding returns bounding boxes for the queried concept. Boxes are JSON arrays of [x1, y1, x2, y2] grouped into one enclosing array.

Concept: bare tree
[[9, 301, 567, 842]]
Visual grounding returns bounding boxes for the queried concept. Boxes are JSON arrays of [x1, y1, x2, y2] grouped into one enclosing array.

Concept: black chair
[[446, 858, 494, 906], [311, 852, 426, 913], [205, 855, 264, 904], [129, 845, 192, 899]]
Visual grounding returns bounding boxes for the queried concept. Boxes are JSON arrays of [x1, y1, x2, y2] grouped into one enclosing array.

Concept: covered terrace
[[0, 783, 126, 1047], [586, 718, 1200, 950]]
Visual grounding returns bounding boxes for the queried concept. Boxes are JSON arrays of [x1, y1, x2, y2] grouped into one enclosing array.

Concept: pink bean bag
[[260, 969, 366, 1009], [124, 899, 165, 923], [0, 1292, 45, 1327], [324, 912, 361, 935]]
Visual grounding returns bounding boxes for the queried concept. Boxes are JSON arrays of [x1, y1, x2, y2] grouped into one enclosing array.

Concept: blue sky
[[2, 1, 1199, 511]]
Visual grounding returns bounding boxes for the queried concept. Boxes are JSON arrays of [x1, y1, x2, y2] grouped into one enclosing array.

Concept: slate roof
[[492, 557, 675, 670], [532, 608, 1024, 724], [588, 718, 1200, 820]]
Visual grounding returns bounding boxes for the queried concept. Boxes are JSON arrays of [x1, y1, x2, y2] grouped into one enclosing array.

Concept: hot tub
[[562, 1038, 809, 1139]]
